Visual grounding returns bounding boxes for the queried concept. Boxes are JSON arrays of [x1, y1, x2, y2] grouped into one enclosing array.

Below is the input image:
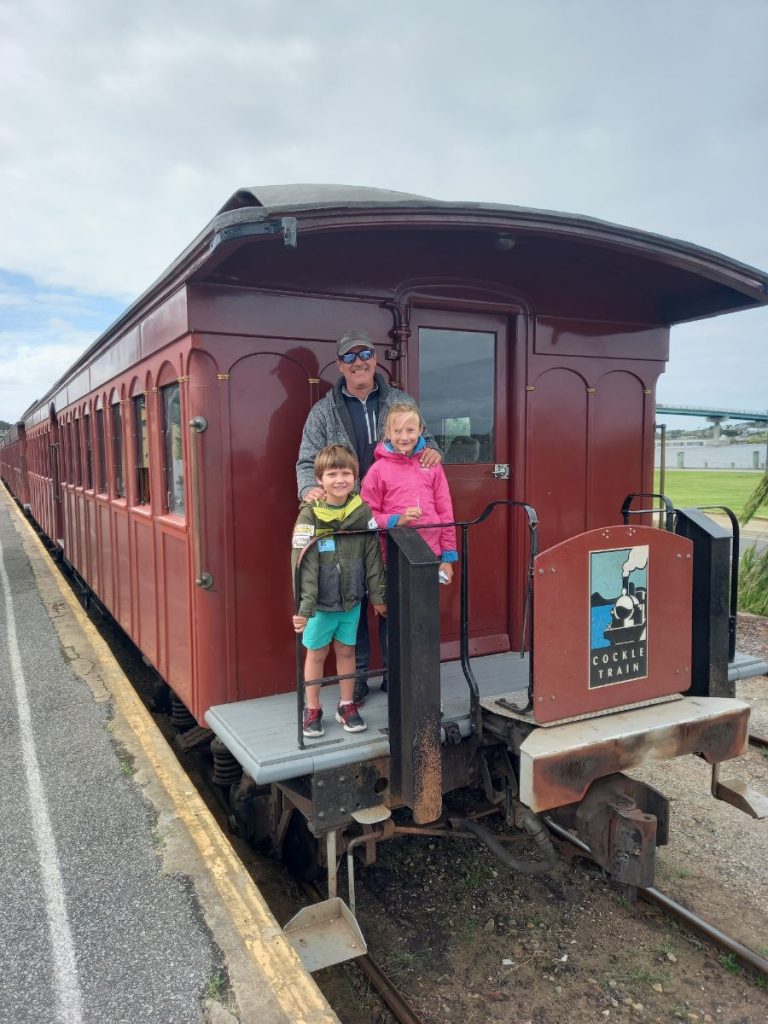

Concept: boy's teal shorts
[[302, 605, 361, 649]]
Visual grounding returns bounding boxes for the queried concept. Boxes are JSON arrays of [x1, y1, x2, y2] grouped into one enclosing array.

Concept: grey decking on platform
[[205, 651, 531, 785], [205, 648, 767, 787]]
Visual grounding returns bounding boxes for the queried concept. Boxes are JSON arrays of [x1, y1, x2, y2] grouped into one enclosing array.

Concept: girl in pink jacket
[[361, 403, 458, 583]]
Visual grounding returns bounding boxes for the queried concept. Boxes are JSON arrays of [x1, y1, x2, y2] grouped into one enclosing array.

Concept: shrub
[[739, 545, 768, 616]]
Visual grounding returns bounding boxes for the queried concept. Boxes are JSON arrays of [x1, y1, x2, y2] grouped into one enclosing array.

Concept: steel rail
[[543, 818, 768, 980], [303, 883, 426, 1024]]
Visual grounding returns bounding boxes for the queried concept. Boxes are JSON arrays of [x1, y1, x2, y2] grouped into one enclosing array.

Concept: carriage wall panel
[[63, 489, 76, 559], [228, 348, 310, 699], [71, 491, 87, 575], [187, 348, 230, 717], [161, 529, 192, 706], [589, 371, 650, 528], [84, 497, 98, 589], [132, 516, 157, 665], [527, 367, 589, 552], [98, 501, 113, 606], [113, 507, 132, 632]]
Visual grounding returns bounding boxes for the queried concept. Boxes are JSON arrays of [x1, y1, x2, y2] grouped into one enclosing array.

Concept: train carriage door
[[409, 310, 513, 657]]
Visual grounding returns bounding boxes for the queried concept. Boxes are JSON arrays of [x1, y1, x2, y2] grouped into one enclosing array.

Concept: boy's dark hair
[[314, 444, 359, 479]]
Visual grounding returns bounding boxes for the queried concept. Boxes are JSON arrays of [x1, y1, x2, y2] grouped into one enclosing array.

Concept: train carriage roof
[[211, 183, 768, 299], [22, 184, 768, 421], [196, 184, 768, 318]]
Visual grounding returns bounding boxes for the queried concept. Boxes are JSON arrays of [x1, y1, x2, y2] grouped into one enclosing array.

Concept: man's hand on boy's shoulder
[[292, 615, 308, 633], [372, 603, 387, 617], [303, 485, 326, 502]]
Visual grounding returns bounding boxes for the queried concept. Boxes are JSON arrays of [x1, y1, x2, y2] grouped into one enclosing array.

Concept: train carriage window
[[50, 440, 60, 492], [67, 421, 75, 484], [111, 400, 125, 498], [161, 382, 185, 515], [83, 412, 93, 489], [73, 418, 83, 486], [418, 328, 496, 462], [95, 407, 107, 493], [132, 394, 150, 506]]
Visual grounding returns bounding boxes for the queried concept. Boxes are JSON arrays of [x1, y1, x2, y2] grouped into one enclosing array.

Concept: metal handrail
[[188, 416, 212, 589], [292, 499, 539, 748], [623, 494, 739, 663], [621, 491, 675, 531]]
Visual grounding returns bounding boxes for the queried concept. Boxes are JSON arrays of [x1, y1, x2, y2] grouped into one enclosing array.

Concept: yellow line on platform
[[3, 491, 338, 1024]]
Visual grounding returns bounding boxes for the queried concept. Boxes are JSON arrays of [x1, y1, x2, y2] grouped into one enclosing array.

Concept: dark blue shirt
[[342, 385, 380, 480]]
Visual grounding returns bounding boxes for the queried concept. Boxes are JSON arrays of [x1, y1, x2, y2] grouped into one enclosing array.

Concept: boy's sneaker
[[335, 702, 367, 733], [302, 706, 324, 737]]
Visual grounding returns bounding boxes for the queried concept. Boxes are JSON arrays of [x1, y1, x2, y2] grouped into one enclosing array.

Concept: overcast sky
[[1, 0, 767, 427]]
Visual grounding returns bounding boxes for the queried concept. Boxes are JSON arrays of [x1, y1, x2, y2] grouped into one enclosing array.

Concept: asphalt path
[[0, 507, 219, 1024], [726, 516, 768, 556]]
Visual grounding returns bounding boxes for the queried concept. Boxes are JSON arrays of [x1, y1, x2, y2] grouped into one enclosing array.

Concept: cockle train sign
[[589, 545, 649, 688]]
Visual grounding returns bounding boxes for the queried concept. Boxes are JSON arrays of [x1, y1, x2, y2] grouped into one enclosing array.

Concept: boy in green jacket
[[291, 445, 387, 737]]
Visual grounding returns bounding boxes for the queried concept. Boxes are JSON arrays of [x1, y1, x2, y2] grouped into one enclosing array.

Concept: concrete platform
[[0, 488, 337, 1024]]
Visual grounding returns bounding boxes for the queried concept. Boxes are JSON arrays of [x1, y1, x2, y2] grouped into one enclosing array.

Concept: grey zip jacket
[[296, 372, 440, 499]]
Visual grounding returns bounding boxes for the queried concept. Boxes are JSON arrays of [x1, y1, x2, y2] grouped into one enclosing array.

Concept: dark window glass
[[133, 394, 150, 505], [73, 419, 82, 486], [83, 414, 93, 488], [95, 409, 107, 493], [111, 401, 125, 498], [161, 383, 185, 515], [418, 328, 496, 463], [50, 443, 59, 493], [64, 423, 72, 483]]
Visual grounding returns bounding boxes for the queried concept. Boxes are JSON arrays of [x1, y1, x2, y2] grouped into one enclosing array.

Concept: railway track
[[544, 818, 768, 981], [299, 882, 427, 1024]]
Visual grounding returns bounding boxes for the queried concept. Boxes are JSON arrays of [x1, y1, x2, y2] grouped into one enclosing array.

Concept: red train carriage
[[3, 186, 767, 966], [0, 421, 29, 508]]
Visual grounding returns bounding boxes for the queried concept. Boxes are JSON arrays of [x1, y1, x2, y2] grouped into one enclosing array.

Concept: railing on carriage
[[292, 500, 540, 751]]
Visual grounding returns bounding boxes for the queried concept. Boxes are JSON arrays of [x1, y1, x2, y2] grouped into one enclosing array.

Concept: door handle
[[492, 464, 510, 480]]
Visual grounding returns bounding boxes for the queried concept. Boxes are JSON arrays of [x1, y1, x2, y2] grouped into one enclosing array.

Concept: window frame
[[160, 380, 185, 517], [132, 392, 151, 507]]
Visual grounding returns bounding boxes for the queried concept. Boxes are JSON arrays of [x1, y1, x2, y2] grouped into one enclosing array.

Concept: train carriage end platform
[[0, 488, 338, 1024]]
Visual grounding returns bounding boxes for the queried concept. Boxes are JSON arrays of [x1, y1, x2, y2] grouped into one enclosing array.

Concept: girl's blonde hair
[[384, 402, 423, 438]]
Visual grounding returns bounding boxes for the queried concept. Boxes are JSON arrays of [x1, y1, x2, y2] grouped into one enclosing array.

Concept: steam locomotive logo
[[589, 545, 648, 688]]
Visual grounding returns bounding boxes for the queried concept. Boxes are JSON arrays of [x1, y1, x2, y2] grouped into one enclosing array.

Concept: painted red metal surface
[[533, 525, 693, 723]]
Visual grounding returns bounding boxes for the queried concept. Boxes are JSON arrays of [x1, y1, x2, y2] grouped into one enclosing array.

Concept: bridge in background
[[656, 404, 768, 423], [656, 404, 768, 442]]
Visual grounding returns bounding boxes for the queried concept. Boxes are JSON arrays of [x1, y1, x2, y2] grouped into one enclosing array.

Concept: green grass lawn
[[653, 470, 768, 518]]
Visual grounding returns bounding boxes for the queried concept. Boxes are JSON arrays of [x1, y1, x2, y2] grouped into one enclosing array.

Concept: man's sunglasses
[[340, 348, 375, 364]]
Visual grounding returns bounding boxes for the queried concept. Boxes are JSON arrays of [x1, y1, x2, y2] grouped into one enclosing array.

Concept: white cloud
[[0, 335, 93, 420], [0, 0, 766, 417]]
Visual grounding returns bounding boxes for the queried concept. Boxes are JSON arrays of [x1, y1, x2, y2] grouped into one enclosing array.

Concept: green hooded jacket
[[291, 494, 386, 617]]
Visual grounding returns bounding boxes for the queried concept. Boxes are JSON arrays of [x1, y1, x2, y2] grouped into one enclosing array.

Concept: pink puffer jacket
[[361, 441, 458, 561]]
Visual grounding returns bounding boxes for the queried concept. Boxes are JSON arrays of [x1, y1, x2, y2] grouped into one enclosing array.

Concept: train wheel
[[281, 811, 320, 883]]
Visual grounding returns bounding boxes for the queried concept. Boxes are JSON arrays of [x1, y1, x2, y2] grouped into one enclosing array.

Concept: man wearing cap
[[296, 328, 442, 700]]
